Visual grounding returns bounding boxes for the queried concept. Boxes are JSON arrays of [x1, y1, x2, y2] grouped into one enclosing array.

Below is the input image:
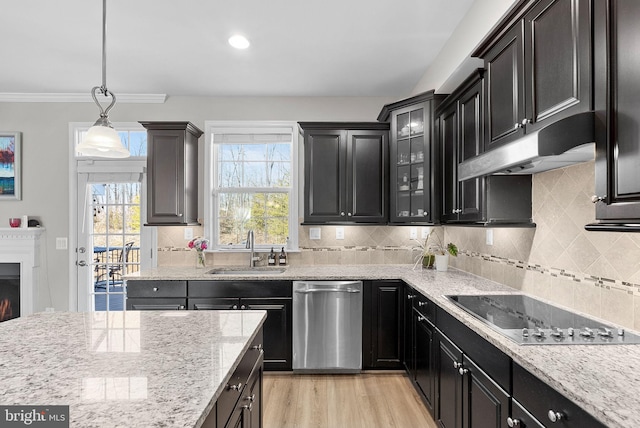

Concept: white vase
[[435, 254, 449, 272]]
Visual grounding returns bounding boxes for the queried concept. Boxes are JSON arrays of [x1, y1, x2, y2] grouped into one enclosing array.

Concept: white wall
[[412, 0, 517, 95], [0, 96, 395, 311]]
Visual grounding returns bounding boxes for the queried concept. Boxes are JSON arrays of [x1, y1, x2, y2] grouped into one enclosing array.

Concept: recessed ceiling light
[[228, 35, 250, 49]]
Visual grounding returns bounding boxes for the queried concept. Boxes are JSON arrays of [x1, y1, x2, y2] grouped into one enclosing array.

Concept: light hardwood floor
[[263, 372, 437, 428]]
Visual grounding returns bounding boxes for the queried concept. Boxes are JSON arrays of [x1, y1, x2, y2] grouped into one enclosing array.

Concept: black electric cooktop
[[447, 294, 640, 345]]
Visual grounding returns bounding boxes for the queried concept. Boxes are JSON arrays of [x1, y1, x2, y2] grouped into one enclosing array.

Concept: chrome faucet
[[246, 230, 259, 267]]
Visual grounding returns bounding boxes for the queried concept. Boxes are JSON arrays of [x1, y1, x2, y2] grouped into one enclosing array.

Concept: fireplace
[[0, 227, 44, 319], [0, 263, 20, 321]]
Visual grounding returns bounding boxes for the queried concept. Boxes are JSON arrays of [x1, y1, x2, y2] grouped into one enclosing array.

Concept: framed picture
[[0, 132, 21, 200]]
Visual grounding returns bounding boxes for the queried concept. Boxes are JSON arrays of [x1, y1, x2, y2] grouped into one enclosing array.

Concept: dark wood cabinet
[[437, 70, 532, 225], [438, 71, 484, 223], [402, 286, 437, 416], [378, 91, 446, 223], [588, 0, 640, 227], [125, 280, 187, 310], [512, 362, 606, 428], [436, 332, 510, 428], [362, 280, 404, 369], [300, 122, 389, 224], [212, 329, 264, 428], [476, 0, 592, 150], [140, 121, 202, 225], [188, 281, 292, 371]]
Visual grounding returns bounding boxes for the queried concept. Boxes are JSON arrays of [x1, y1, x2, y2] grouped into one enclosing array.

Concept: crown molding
[[0, 93, 167, 103]]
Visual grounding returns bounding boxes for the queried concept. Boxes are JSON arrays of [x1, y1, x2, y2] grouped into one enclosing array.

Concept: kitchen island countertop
[[0, 310, 266, 428], [127, 264, 640, 427]]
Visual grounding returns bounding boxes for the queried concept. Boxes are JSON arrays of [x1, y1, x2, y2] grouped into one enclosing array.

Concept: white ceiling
[[0, 0, 475, 98]]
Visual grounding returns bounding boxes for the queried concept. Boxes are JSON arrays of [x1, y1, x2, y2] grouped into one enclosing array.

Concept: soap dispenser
[[279, 247, 287, 266], [268, 248, 276, 266]]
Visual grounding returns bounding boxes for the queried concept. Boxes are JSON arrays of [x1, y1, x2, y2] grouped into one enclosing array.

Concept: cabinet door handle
[[591, 195, 606, 204], [348, 212, 352, 216], [521, 118, 531, 126], [240, 305, 246, 310], [458, 367, 469, 376], [229, 382, 243, 391], [232, 305, 238, 310], [417, 315, 426, 322], [506, 417, 521, 427], [251, 343, 263, 353], [547, 410, 565, 423], [242, 402, 253, 412], [246, 393, 256, 402], [340, 211, 346, 216], [418, 301, 428, 307], [152, 287, 159, 292], [407, 294, 415, 300], [453, 362, 462, 369]]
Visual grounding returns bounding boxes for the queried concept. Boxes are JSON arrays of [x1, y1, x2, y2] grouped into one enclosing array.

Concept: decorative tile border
[[458, 250, 640, 296]]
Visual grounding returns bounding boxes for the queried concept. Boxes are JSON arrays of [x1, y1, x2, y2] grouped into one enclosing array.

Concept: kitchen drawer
[[436, 306, 511, 391], [188, 280, 291, 298], [217, 329, 264, 428], [414, 291, 435, 323], [126, 280, 187, 298], [126, 298, 186, 310], [513, 362, 606, 428]]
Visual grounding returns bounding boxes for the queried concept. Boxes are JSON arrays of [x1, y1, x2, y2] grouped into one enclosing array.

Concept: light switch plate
[[336, 227, 344, 240], [310, 228, 321, 240], [409, 227, 418, 240], [184, 227, 194, 240], [486, 229, 494, 246], [56, 237, 67, 250]]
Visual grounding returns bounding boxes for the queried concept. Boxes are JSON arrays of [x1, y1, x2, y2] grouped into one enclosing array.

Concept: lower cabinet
[[362, 280, 404, 369], [436, 331, 510, 428], [511, 362, 606, 428], [403, 285, 437, 416], [203, 329, 264, 428], [188, 281, 292, 371], [125, 280, 186, 310]]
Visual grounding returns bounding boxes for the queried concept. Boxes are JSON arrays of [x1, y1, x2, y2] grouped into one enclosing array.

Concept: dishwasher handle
[[295, 288, 361, 294]]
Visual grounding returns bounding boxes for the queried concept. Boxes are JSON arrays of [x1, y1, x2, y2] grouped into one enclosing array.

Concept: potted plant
[[412, 230, 458, 271]]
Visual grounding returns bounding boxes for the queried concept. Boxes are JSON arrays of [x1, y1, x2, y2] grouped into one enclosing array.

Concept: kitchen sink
[[207, 267, 287, 275]]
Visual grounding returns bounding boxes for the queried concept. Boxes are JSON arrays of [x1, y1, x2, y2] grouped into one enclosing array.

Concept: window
[[205, 122, 299, 250]]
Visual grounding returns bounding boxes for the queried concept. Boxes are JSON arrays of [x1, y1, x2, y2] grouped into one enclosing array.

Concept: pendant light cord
[[92, 0, 116, 119]]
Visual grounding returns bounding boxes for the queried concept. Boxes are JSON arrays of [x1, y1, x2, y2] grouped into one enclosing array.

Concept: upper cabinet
[[588, 0, 640, 228], [377, 91, 446, 224], [474, 0, 592, 151], [140, 121, 202, 226], [299, 122, 389, 224], [436, 70, 533, 225]]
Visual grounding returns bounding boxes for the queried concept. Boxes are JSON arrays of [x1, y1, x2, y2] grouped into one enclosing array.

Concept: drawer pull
[[547, 409, 565, 423], [240, 305, 247, 310], [458, 367, 469, 376], [242, 402, 253, 412], [417, 315, 427, 322], [251, 344, 264, 354], [245, 393, 256, 402], [506, 417, 521, 427], [453, 362, 462, 369], [232, 305, 238, 310], [152, 287, 159, 292], [418, 301, 428, 307], [229, 382, 243, 391]]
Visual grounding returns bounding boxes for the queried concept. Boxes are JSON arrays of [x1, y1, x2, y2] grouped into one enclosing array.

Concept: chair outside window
[[108, 242, 134, 287]]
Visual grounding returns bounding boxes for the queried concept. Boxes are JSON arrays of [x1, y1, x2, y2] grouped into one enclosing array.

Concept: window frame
[[204, 121, 299, 251]]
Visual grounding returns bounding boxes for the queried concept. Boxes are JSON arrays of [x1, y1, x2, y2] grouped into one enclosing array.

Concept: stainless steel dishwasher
[[292, 280, 362, 372]]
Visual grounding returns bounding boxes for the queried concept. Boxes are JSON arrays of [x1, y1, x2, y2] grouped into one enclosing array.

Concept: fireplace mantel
[[0, 227, 45, 317]]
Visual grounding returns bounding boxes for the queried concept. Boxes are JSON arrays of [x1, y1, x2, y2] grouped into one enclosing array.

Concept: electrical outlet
[[310, 228, 321, 240], [409, 227, 418, 240], [486, 229, 494, 246], [56, 237, 67, 250], [184, 227, 194, 240], [422, 227, 431, 239], [336, 227, 344, 240]]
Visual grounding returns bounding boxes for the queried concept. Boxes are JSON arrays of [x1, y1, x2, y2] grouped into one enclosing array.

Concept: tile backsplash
[[156, 160, 640, 330]]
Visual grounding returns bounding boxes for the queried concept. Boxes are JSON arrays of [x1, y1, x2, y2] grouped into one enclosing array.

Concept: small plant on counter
[[412, 230, 457, 270]]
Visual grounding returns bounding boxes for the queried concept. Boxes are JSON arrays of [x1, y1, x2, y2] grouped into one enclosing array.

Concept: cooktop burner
[[446, 294, 640, 345]]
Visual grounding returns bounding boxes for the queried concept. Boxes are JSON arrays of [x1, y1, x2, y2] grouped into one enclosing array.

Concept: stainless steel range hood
[[458, 112, 595, 181]]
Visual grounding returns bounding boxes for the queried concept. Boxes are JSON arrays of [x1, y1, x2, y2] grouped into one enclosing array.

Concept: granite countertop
[[128, 264, 640, 427], [0, 310, 266, 428]]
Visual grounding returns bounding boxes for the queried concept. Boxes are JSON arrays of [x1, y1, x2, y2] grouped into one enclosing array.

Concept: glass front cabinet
[[378, 91, 446, 224]]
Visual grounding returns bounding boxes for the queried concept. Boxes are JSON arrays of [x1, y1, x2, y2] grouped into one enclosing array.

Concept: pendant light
[[76, 0, 130, 158]]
